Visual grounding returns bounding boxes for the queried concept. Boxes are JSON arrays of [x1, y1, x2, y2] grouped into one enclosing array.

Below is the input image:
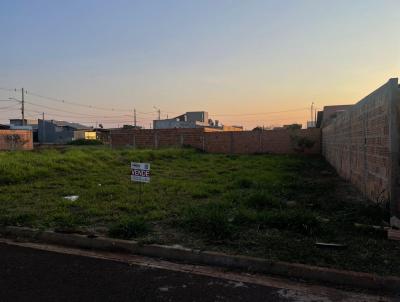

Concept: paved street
[[0, 241, 394, 302]]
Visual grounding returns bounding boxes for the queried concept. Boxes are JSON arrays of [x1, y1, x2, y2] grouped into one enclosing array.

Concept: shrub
[[108, 216, 149, 239], [181, 202, 233, 240]]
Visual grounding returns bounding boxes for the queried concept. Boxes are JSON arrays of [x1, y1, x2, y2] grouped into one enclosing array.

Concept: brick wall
[[110, 128, 320, 155], [110, 128, 204, 149], [203, 129, 321, 154], [322, 78, 400, 222], [0, 130, 33, 151]]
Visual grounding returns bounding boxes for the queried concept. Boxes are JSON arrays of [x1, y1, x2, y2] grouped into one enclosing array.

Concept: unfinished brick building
[[322, 78, 400, 226]]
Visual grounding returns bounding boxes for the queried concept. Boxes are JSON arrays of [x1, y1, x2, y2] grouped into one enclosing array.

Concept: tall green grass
[[0, 147, 396, 275]]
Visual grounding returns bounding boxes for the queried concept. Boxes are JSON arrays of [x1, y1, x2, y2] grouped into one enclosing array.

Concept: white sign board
[[131, 162, 151, 183]]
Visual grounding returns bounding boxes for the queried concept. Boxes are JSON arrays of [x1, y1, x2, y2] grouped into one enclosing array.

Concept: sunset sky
[[0, 0, 399, 129]]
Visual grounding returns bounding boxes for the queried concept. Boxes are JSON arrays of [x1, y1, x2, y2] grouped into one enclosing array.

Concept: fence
[[322, 78, 400, 224]]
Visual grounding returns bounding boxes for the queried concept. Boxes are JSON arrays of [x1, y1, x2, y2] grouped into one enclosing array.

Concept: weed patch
[[181, 202, 234, 240], [257, 209, 321, 235], [244, 191, 283, 210], [235, 178, 253, 189], [108, 216, 150, 239], [0, 213, 36, 226]]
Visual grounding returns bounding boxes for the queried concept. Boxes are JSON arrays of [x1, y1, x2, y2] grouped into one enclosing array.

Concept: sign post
[[131, 162, 150, 202]]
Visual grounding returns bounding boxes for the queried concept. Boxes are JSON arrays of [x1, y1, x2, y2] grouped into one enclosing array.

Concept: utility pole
[[21, 88, 25, 125], [134, 108, 137, 127], [153, 106, 161, 120], [314, 107, 317, 125], [310, 102, 314, 123], [42, 112, 45, 143]]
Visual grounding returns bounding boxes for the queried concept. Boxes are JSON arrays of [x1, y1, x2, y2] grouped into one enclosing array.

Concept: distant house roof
[[9, 118, 38, 125], [0, 124, 10, 129], [49, 120, 91, 130]]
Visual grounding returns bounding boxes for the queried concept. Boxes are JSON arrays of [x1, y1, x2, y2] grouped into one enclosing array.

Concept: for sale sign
[[131, 162, 151, 183]]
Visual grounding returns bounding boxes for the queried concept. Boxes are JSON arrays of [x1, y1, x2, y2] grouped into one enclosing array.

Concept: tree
[[283, 124, 302, 130]]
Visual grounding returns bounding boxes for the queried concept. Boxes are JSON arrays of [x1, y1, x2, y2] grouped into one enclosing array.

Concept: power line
[[4, 87, 311, 117], [26, 109, 136, 121], [26, 90, 157, 115], [25, 108, 149, 124], [211, 108, 309, 116], [24, 101, 136, 118], [157, 107, 309, 117], [223, 115, 307, 124], [0, 103, 20, 110], [0, 87, 16, 92], [3, 87, 158, 116], [1, 86, 313, 126]]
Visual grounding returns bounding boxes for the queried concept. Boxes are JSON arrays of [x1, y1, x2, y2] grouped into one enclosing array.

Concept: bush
[[181, 202, 234, 240], [108, 216, 149, 239], [290, 135, 316, 153]]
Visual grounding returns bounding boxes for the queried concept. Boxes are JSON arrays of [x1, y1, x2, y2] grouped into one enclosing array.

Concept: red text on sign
[[132, 169, 150, 177]]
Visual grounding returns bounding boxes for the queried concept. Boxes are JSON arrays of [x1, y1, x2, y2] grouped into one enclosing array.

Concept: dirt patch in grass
[[0, 147, 398, 276]]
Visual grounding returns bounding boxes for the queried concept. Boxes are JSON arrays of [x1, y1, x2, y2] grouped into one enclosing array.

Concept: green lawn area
[[0, 147, 398, 276]]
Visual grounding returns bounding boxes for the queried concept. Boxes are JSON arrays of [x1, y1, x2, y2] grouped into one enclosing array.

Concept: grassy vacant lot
[[0, 147, 398, 276]]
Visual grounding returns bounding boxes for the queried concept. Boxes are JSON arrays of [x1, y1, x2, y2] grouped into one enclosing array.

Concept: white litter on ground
[[63, 195, 79, 201]]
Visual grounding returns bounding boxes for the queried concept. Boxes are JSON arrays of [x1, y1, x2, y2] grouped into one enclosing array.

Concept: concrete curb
[[1, 226, 399, 293]]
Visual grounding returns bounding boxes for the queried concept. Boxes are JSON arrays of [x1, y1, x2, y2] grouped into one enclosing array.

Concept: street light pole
[[21, 88, 25, 126], [153, 106, 161, 120]]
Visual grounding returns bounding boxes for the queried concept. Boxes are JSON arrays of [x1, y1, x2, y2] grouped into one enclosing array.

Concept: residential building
[[9, 118, 38, 127], [153, 111, 242, 131], [73, 128, 111, 144], [10, 118, 39, 142], [153, 111, 209, 129], [38, 120, 91, 144]]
